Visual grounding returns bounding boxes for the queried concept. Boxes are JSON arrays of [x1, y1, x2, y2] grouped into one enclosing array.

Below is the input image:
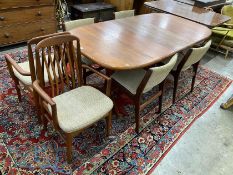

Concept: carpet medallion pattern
[[0, 50, 231, 175]]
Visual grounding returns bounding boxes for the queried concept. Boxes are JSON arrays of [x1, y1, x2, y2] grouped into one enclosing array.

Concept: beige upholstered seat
[[114, 10, 135, 19], [63, 18, 95, 31], [48, 86, 113, 133], [12, 57, 60, 86], [111, 54, 177, 133], [33, 34, 113, 163], [171, 40, 211, 103]]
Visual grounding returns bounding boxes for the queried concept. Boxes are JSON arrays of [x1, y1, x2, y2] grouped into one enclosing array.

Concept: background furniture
[[111, 54, 177, 133], [105, 0, 134, 11], [70, 2, 115, 21], [33, 34, 113, 163], [144, 0, 231, 28], [69, 13, 211, 70], [0, 0, 57, 46], [211, 5, 233, 59]]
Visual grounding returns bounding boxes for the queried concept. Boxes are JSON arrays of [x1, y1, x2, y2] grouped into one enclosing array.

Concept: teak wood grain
[[144, 0, 231, 28], [69, 13, 211, 70]]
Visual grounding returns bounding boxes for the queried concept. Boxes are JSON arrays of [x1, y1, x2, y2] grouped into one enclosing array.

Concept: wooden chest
[[0, 0, 57, 47], [70, 2, 115, 22]]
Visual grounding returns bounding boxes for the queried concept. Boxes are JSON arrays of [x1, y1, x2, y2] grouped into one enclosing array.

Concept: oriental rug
[[0, 49, 231, 175]]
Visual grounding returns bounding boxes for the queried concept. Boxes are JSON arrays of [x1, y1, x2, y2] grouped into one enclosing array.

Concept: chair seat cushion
[[212, 27, 233, 39], [111, 69, 146, 94], [13, 60, 60, 86], [51, 86, 113, 133], [13, 61, 32, 85]]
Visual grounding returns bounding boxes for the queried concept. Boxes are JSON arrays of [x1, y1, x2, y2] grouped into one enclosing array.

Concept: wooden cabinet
[[0, 0, 57, 46]]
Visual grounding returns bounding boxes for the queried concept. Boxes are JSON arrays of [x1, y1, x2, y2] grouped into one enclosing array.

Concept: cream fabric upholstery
[[144, 54, 177, 92], [179, 40, 211, 71], [111, 69, 146, 94], [13, 61, 33, 85], [49, 86, 113, 133], [114, 10, 135, 19], [13, 58, 60, 85], [64, 18, 95, 31], [64, 18, 95, 65], [111, 54, 178, 94]]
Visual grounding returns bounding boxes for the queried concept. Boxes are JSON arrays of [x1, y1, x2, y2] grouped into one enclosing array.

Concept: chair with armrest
[[211, 5, 233, 59], [5, 32, 70, 123], [111, 54, 178, 133], [114, 10, 135, 19], [32, 34, 113, 163], [171, 40, 211, 103]]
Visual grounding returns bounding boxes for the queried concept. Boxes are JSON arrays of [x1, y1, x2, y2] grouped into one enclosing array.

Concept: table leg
[[220, 95, 233, 109]]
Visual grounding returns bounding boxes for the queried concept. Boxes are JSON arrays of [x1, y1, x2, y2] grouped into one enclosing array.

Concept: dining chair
[[211, 5, 233, 59], [111, 54, 178, 133], [62, 18, 103, 83], [114, 10, 135, 19], [171, 40, 211, 103], [5, 32, 70, 104], [32, 34, 113, 163], [62, 18, 95, 31]]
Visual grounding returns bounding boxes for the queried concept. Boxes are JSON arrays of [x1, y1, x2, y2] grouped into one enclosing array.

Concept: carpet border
[[147, 79, 232, 174]]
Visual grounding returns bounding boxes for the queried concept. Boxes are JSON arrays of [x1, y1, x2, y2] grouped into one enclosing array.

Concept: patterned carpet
[[0, 50, 231, 175]]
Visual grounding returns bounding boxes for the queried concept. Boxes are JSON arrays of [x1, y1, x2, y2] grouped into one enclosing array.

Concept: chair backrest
[[221, 5, 233, 24], [114, 10, 135, 19], [35, 34, 82, 98], [181, 40, 211, 71], [27, 32, 70, 83], [142, 54, 178, 93], [63, 18, 95, 31]]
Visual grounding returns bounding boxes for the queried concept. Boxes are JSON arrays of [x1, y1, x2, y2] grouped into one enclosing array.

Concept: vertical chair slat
[[59, 45, 70, 88], [53, 45, 65, 93], [42, 48, 55, 97], [48, 47, 59, 96], [65, 42, 76, 89]]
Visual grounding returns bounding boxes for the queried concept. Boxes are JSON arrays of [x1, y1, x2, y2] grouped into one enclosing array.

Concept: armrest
[[5, 54, 31, 76], [32, 80, 56, 106], [82, 64, 111, 96]]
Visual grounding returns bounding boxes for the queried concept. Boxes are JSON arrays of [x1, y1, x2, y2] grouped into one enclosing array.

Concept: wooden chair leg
[[14, 79, 22, 102], [6, 60, 22, 102], [83, 68, 87, 85], [191, 62, 199, 92], [106, 111, 112, 137], [135, 101, 140, 134], [158, 82, 164, 113], [66, 133, 73, 163], [173, 75, 179, 104]]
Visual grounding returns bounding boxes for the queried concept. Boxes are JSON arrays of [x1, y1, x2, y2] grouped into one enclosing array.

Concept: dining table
[[144, 0, 231, 28], [69, 13, 212, 70]]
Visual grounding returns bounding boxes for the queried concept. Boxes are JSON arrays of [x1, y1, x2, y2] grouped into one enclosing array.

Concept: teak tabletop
[[69, 13, 211, 70], [144, 0, 231, 28]]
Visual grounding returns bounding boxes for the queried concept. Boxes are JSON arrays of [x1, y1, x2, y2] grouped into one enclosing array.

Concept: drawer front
[[0, 0, 54, 9], [0, 6, 55, 27], [0, 20, 57, 46]]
